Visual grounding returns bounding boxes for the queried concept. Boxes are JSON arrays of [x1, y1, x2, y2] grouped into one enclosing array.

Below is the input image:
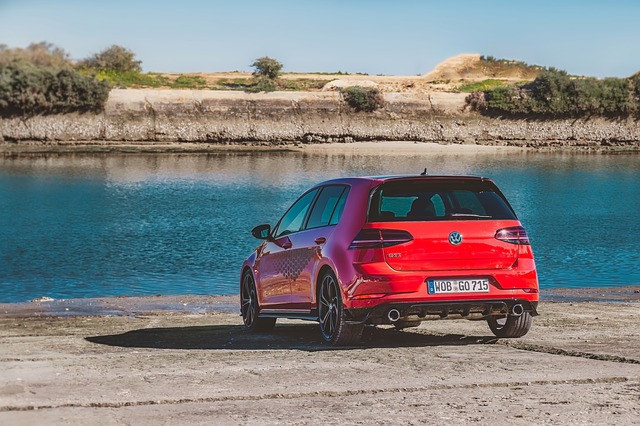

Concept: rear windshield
[[368, 180, 517, 222]]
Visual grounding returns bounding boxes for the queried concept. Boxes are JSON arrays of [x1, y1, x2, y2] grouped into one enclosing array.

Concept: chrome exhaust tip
[[387, 309, 401, 322], [511, 304, 525, 317]]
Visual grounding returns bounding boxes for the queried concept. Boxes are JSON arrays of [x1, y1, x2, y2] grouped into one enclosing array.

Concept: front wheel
[[318, 270, 363, 346], [241, 272, 276, 332], [487, 312, 533, 338]]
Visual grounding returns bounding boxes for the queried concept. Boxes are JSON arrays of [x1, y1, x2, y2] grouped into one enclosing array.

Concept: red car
[[240, 175, 539, 345]]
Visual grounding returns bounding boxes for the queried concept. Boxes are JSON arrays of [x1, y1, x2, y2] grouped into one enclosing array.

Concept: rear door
[[256, 185, 349, 309], [288, 185, 349, 306]]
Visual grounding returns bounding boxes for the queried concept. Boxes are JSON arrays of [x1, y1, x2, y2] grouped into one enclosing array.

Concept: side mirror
[[251, 224, 271, 240]]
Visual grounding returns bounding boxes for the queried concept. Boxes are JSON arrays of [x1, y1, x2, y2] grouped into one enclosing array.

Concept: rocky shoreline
[[1, 89, 640, 151]]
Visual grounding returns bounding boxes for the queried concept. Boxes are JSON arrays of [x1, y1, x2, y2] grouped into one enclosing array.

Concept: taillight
[[349, 229, 413, 249], [495, 226, 530, 245]]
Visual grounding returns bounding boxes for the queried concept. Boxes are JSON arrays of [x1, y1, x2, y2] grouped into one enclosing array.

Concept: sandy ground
[[0, 140, 530, 155], [1, 289, 639, 425], [295, 141, 523, 154]]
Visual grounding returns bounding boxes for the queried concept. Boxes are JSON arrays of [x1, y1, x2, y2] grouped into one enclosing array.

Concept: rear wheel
[[318, 270, 363, 346], [487, 312, 532, 338], [241, 272, 276, 332]]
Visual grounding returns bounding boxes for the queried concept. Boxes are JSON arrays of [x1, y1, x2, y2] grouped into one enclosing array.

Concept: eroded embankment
[[1, 89, 640, 149]]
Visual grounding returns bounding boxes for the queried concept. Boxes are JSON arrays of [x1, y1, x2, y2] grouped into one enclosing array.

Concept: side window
[[307, 186, 348, 229], [273, 189, 319, 238], [329, 187, 349, 225]]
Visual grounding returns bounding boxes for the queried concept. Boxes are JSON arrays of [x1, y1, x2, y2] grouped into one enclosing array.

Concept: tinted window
[[306, 185, 349, 229], [329, 187, 349, 226], [274, 189, 319, 237], [369, 180, 516, 222]]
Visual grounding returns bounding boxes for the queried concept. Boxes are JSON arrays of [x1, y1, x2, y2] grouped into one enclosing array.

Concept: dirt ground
[[1, 291, 639, 425]]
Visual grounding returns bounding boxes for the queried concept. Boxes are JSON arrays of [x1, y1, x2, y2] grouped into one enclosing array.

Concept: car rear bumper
[[341, 265, 539, 324], [345, 298, 539, 325]]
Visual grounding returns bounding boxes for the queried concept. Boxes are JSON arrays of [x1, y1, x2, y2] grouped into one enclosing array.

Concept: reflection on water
[[1, 149, 639, 302]]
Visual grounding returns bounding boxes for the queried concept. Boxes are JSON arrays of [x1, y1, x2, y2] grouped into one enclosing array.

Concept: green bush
[[0, 60, 109, 116], [78, 45, 141, 72], [251, 56, 283, 80], [340, 86, 384, 112], [631, 72, 640, 105], [468, 67, 638, 117], [0, 42, 72, 69], [245, 76, 277, 93], [478, 56, 542, 79]]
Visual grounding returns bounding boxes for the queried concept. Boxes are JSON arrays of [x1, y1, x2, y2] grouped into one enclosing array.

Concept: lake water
[[1, 148, 639, 303]]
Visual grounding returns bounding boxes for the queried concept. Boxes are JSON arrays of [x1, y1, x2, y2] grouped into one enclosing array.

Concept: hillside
[[151, 54, 542, 94]]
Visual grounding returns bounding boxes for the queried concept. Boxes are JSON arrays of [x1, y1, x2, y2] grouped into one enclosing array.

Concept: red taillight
[[495, 226, 531, 245], [349, 229, 413, 249]]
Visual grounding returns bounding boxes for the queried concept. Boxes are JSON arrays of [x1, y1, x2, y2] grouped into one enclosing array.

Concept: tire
[[241, 272, 276, 332], [487, 312, 533, 338], [318, 270, 363, 346], [393, 320, 421, 330]]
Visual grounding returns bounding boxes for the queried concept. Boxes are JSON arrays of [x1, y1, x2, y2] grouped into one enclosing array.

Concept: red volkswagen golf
[[240, 175, 539, 345]]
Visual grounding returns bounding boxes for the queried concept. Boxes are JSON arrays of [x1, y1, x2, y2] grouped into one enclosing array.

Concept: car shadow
[[86, 323, 499, 351]]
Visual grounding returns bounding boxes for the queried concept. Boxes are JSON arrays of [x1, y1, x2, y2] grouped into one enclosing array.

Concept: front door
[[255, 189, 319, 308]]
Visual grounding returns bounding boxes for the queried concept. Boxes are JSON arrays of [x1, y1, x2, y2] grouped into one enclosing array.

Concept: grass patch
[[277, 79, 327, 91], [456, 79, 510, 93], [169, 75, 207, 89], [94, 70, 170, 88], [211, 77, 327, 92], [214, 78, 253, 90], [298, 71, 369, 76]]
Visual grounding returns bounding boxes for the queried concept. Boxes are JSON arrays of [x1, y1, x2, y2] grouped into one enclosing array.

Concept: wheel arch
[[240, 265, 253, 283], [240, 264, 260, 305], [315, 264, 335, 302]]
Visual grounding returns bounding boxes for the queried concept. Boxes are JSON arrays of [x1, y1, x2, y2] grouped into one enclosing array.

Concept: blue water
[[1, 150, 639, 303]]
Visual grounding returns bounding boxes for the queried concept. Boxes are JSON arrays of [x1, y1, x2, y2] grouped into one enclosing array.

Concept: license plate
[[427, 278, 490, 294]]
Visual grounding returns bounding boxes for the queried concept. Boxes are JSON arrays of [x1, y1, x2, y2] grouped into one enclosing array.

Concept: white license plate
[[427, 278, 490, 294]]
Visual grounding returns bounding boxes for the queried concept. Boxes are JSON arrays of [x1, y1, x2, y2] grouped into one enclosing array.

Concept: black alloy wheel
[[241, 272, 276, 332], [318, 270, 363, 346], [487, 312, 533, 338]]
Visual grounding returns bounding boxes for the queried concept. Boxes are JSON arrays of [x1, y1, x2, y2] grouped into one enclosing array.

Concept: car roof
[[317, 175, 493, 186]]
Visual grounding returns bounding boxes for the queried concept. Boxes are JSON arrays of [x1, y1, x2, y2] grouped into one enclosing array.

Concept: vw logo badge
[[448, 231, 463, 246]]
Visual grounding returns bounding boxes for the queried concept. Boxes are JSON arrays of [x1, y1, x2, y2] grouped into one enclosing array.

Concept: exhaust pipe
[[387, 309, 401, 322], [511, 304, 525, 317]]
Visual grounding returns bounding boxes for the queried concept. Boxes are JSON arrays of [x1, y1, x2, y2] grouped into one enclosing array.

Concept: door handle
[[314, 237, 326, 244]]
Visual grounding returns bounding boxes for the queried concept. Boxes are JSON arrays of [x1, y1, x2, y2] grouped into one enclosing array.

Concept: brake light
[[495, 226, 531, 245], [349, 229, 413, 249]]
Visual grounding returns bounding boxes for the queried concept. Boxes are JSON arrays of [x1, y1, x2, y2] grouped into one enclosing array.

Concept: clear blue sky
[[1, 0, 639, 77]]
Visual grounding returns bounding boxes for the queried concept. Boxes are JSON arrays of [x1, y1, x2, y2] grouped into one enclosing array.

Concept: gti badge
[[448, 231, 463, 246]]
